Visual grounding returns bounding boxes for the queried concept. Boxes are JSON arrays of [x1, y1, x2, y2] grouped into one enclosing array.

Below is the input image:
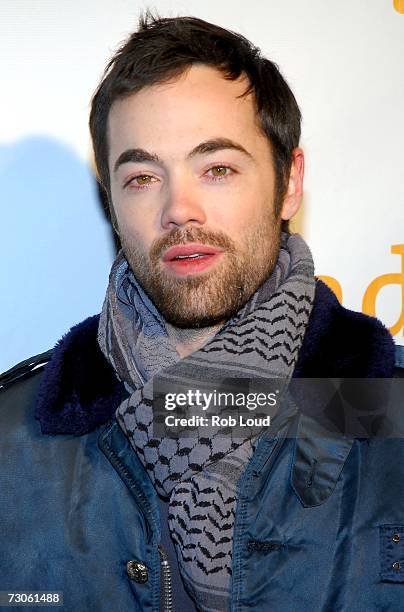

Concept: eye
[[205, 165, 234, 181], [124, 174, 159, 190]]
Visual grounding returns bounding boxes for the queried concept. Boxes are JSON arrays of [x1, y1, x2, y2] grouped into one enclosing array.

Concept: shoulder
[[0, 315, 124, 436], [0, 351, 52, 437], [0, 350, 52, 418], [0, 349, 53, 392]]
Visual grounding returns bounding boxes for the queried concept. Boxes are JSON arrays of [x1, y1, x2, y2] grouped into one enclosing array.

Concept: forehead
[[107, 64, 264, 159]]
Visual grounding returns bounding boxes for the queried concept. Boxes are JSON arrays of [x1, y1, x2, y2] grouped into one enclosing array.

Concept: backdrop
[[1, 0, 403, 372]]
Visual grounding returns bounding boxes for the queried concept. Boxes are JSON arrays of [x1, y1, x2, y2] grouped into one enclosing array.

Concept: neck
[[165, 321, 224, 358]]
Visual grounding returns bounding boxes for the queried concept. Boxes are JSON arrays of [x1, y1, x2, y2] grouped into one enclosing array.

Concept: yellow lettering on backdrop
[[394, 0, 404, 14], [362, 245, 404, 337], [318, 245, 404, 338]]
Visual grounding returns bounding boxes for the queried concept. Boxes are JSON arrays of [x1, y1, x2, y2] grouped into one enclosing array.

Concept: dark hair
[[89, 12, 301, 229]]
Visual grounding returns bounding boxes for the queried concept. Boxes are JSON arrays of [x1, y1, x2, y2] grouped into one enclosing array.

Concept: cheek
[[114, 210, 150, 251], [207, 185, 251, 224], [112, 199, 154, 244], [215, 192, 267, 234]]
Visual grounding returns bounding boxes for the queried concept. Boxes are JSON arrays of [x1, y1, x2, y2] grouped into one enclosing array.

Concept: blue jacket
[[1, 281, 403, 612]]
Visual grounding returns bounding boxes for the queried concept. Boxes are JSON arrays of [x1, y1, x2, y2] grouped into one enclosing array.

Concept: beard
[[121, 208, 282, 328]]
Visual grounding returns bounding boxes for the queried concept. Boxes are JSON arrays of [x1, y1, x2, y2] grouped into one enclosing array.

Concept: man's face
[[108, 65, 284, 327]]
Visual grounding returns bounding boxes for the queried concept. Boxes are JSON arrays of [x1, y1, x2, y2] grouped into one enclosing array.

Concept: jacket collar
[[35, 280, 396, 436]]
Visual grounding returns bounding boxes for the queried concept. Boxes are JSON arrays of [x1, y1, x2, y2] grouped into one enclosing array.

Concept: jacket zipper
[[158, 545, 174, 612]]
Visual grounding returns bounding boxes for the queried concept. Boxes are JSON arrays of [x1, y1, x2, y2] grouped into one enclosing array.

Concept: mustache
[[150, 227, 236, 260]]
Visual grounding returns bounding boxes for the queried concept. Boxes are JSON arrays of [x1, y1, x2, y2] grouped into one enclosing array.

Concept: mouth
[[161, 243, 224, 276]]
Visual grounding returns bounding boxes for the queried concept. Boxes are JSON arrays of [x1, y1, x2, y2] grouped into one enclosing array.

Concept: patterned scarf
[[98, 232, 315, 611]]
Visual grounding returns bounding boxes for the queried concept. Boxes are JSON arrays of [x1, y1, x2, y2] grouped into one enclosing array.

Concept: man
[[1, 13, 403, 612]]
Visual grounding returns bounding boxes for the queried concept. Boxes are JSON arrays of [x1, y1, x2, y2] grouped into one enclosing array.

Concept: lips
[[162, 243, 224, 262], [161, 243, 224, 276]]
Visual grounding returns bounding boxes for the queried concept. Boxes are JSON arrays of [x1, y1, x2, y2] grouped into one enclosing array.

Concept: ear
[[281, 148, 304, 221]]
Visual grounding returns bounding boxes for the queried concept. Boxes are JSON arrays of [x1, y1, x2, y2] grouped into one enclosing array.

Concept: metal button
[[126, 560, 148, 583], [392, 561, 401, 571], [392, 533, 401, 543]]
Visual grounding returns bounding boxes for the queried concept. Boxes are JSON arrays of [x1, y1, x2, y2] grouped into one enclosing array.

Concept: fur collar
[[35, 281, 395, 435]]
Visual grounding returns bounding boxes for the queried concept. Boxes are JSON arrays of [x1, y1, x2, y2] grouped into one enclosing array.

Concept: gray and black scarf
[[98, 232, 315, 611]]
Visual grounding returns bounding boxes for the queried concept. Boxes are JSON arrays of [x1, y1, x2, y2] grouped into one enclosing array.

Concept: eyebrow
[[113, 137, 254, 174]]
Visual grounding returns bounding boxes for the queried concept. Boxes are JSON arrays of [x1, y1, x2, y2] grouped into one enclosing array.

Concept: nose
[[160, 179, 207, 230]]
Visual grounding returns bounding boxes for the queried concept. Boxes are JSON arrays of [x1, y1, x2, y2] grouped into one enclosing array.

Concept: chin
[[159, 292, 249, 329]]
